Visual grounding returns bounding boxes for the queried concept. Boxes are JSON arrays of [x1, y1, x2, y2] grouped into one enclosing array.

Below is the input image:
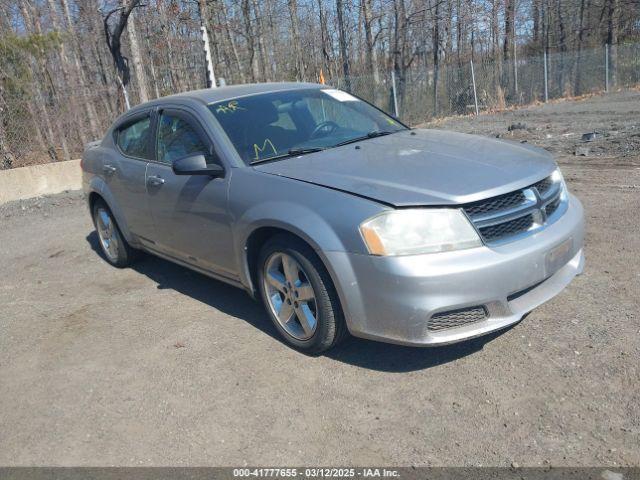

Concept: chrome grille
[[479, 214, 534, 242], [463, 174, 564, 244], [532, 177, 553, 196], [428, 306, 487, 331], [545, 196, 561, 217], [464, 191, 526, 217]]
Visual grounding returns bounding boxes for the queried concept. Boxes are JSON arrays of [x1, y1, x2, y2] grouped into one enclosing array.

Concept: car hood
[[253, 129, 557, 206]]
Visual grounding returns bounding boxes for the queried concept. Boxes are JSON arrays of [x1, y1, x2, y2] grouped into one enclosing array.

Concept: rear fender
[[87, 176, 137, 246]]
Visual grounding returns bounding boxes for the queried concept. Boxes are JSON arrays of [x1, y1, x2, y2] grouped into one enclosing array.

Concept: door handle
[[147, 175, 165, 186], [103, 164, 117, 175]]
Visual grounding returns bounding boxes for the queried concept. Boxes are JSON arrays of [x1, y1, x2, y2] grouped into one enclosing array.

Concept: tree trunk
[[606, 0, 618, 86], [242, 0, 259, 82], [103, 0, 143, 110], [336, 0, 351, 90], [318, 0, 332, 78], [392, 0, 408, 114], [557, 0, 567, 95], [143, 21, 161, 98], [219, 0, 244, 84], [503, 0, 515, 95], [126, 8, 149, 103], [252, 0, 271, 81], [47, 0, 89, 146], [21, 0, 71, 161], [60, 0, 101, 137], [491, 0, 502, 94], [533, 0, 540, 51], [432, 0, 440, 117], [288, 0, 304, 80], [575, 0, 587, 95], [156, 0, 180, 92], [362, 0, 380, 85]]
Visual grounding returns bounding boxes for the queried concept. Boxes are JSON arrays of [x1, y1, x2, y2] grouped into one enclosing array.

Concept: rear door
[[145, 107, 237, 280], [103, 111, 155, 241]]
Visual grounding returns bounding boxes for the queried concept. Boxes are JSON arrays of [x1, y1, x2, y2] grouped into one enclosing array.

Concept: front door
[[145, 108, 237, 280]]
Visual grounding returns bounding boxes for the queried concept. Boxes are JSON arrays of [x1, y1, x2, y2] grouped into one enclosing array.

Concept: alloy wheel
[[263, 252, 318, 340], [95, 207, 119, 263]]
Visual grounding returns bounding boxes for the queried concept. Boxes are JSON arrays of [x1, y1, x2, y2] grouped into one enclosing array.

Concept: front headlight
[[359, 209, 482, 256], [551, 167, 568, 201]]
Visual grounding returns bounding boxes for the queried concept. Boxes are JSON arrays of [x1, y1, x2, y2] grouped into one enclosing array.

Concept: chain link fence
[[1, 42, 638, 170], [0, 85, 121, 169], [328, 43, 640, 126]]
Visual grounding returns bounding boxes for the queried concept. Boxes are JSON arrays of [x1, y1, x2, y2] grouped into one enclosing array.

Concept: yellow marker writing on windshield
[[253, 139, 277, 160], [216, 100, 246, 114]]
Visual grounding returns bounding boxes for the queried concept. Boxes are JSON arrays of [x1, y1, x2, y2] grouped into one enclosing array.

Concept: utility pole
[[198, 0, 217, 88], [470, 60, 479, 116], [391, 70, 399, 117], [201, 25, 217, 88]]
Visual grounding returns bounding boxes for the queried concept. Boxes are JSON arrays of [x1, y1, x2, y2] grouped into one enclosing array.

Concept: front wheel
[[257, 235, 347, 353]]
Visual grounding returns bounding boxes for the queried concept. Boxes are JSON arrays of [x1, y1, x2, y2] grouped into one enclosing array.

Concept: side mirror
[[172, 154, 224, 177]]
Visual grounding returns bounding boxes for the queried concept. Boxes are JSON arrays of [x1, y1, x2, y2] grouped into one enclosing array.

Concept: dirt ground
[[0, 91, 638, 467]]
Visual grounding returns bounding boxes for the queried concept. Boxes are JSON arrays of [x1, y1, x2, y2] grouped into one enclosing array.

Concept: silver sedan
[[82, 83, 584, 353]]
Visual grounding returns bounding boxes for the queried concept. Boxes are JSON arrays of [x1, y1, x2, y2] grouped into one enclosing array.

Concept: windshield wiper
[[367, 130, 395, 138], [250, 131, 398, 165], [250, 147, 325, 165], [287, 147, 325, 155], [331, 130, 396, 148]]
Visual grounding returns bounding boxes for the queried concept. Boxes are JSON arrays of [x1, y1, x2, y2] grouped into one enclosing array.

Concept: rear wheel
[[92, 199, 137, 268], [257, 235, 347, 353]]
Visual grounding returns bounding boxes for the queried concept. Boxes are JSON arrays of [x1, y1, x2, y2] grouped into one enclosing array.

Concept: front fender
[[235, 201, 348, 292], [227, 169, 387, 305]]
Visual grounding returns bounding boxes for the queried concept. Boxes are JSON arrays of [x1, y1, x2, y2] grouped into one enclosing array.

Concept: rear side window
[[116, 117, 151, 159]]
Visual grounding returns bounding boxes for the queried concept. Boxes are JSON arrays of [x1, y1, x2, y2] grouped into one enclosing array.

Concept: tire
[[257, 234, 348, 353], [92, 199, 137, 268]]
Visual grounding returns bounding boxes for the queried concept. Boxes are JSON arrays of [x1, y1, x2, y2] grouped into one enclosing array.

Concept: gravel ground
[[0, 91, 638, 467]]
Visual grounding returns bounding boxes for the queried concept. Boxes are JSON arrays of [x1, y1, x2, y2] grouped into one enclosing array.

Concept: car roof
[[130, 82, 325, 112]]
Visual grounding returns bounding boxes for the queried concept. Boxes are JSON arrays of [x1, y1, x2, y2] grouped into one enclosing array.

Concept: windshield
[[208, 88, 406, 164]]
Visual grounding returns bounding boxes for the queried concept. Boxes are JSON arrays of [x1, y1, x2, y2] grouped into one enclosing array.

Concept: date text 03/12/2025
[[232, 468, 400, 477]]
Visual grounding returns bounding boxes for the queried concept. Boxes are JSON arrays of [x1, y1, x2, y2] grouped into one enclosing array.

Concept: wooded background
[[1, 0, 639, 169]]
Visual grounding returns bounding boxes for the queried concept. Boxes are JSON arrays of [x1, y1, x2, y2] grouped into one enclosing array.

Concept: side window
[[116, 116, 151, 159], [157, 113, 215, 164]]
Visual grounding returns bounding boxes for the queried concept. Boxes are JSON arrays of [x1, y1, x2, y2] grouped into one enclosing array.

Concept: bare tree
[[336, 0, 351, 90], [126, 7, 149, 102], [2, 0, 639, 169], [606, 0, 619, 86], [362, 0, 380, 86], [288, 0, 304, 80], [431, 0, 441, 116], [103, 0, 143, 110]]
